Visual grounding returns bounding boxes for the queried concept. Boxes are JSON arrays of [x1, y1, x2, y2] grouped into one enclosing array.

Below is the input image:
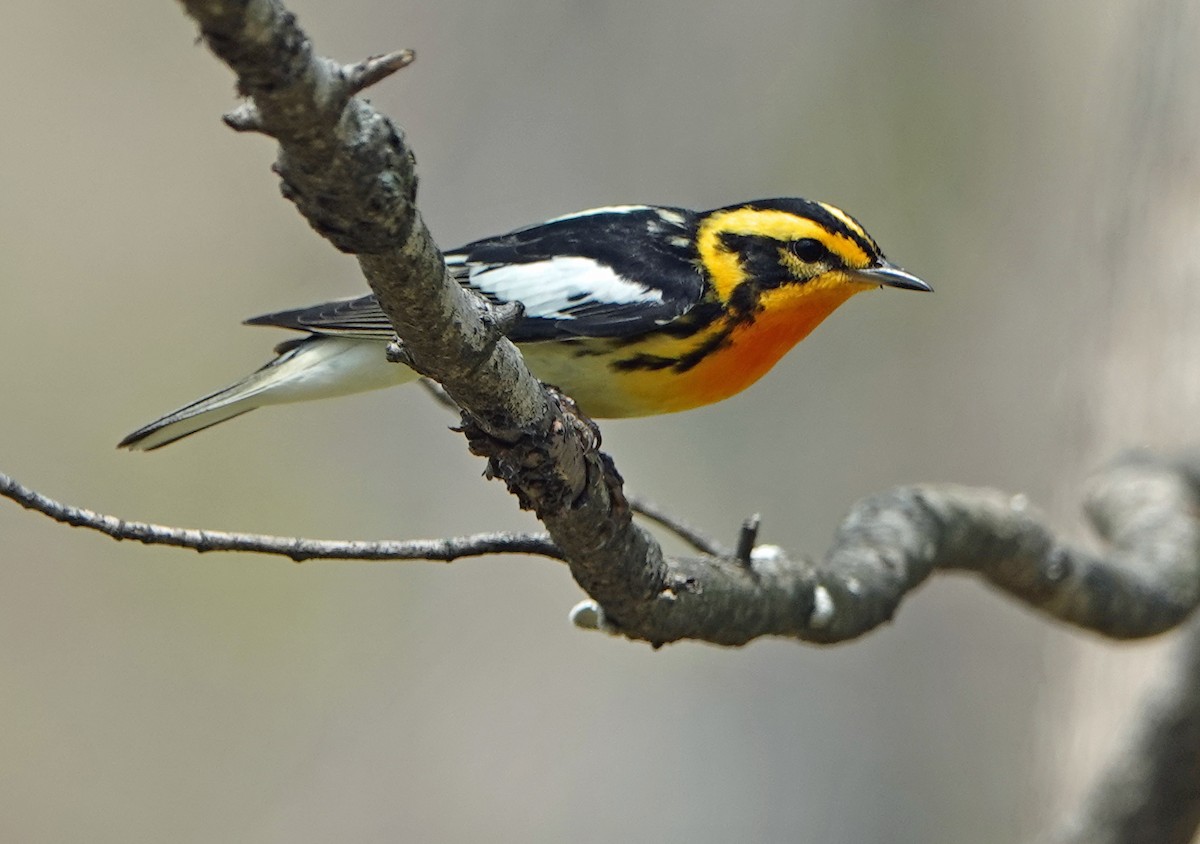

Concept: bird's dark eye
[[789, 238, 829, 263]]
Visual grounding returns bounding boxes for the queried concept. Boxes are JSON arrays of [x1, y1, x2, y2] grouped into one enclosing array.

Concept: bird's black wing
[[244, 205, 706, 343]]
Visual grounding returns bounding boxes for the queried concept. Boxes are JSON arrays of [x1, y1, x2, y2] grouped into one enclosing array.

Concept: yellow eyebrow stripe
[[695, 207, 873, 301], [816, 202, 870, 243]]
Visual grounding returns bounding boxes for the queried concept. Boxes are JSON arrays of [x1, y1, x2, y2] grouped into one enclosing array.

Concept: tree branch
[[178, 0, 668, 636], [0, 471, 561, 562], [624, 494, 732, 558], [572, 451, 1200, 645], [412, 380, 726, 557], [6, 449, 1200, 644]]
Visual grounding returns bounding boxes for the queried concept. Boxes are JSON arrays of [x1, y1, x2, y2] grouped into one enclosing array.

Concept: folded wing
[[246, 205, 709, 343]]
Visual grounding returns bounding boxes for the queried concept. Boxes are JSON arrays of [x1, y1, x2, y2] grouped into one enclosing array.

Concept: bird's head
[[696, 198, 931, 315]]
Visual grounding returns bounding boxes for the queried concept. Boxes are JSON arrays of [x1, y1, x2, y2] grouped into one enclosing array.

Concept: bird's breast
[[520, 285, 862, 417]]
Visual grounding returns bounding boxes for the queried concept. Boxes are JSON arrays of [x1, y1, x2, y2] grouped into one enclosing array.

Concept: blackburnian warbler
[[120, 198, 929, 450]]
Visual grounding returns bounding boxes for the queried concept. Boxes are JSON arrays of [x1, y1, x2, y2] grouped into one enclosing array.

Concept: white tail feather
[[119, 337, 414, 450]]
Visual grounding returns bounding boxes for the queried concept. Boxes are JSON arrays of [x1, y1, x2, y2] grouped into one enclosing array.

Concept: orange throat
[[620, 284, 864, 415]]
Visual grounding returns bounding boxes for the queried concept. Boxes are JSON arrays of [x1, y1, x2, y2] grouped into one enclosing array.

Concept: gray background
[[1, 2, 1191, 842]]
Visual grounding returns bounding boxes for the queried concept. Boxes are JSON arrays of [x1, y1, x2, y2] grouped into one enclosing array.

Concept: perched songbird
[[120, 198, 930, 450]]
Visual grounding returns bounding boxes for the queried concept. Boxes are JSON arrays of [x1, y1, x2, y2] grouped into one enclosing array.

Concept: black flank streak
[[610, 321, 739, 374], [611, 353, 678, 372], [671, 327, 734, 373]]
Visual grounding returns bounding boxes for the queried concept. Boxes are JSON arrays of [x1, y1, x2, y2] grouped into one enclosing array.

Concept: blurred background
[[2, 1, 1197, 841]]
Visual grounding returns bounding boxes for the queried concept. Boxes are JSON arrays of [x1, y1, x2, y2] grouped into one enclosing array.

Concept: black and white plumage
[[245, 205, 706, 342], [120, 206, 707, 450]]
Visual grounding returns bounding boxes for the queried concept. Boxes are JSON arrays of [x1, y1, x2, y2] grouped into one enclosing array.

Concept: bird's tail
[[119, 336, 414, 450]]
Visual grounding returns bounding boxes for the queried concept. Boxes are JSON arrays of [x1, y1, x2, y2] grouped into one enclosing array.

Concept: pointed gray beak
[[851, 261, 932, 292]]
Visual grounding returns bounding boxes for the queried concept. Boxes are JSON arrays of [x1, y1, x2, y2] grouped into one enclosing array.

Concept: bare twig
[[6, 450, 1200, 644], [417, 378, 460, 412], [734, 513, 761, 565], [625, 494, 731, 557], [342, 49, 415, 96], [222, 101, 264, 133], [0, 471, 561, 562]]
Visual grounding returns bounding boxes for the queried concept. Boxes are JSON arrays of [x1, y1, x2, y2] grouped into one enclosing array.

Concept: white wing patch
[[468, 255, 664, 320]]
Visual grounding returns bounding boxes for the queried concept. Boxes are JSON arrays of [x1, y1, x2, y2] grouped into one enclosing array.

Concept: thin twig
[[418, 378, 461, 412], [0, 471, 562, 562], [734, 513, 761, 565], [343, 49, 415, 96], [222, 102, 264, 133], [626, 493, 730, 557]]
